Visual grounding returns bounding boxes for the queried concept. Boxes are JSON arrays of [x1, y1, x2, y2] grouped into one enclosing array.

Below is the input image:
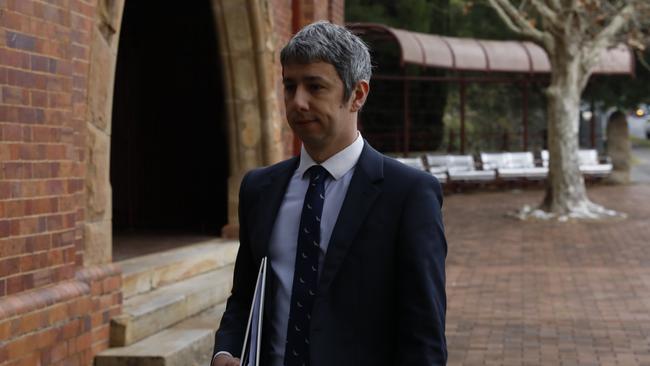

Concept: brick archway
[[84, 0, 284, 265]]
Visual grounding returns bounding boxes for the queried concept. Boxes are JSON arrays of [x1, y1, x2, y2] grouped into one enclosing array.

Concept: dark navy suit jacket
[[214, 142, 447, 365]]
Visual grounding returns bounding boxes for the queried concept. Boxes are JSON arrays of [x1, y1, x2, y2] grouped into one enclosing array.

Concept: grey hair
[[280, 21, 372, 101]]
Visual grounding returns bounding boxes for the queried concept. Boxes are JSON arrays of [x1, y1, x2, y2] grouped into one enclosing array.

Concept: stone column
[[606, 110, 631, 184], [84, 0, 125, 265], [213, 0, 285, 238]]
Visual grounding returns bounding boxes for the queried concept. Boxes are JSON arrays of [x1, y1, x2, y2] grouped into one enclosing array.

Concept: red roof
[[348, 23, 634, 75]]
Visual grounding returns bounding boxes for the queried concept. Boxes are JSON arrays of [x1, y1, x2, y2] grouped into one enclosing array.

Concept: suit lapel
[[318, 143, 384, 291], [250, 157, 299, 261]]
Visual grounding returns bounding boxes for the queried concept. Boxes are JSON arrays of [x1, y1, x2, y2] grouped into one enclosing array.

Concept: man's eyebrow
[[283, 75, 329, 83]]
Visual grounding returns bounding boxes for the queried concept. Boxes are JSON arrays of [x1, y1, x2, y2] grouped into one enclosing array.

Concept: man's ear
[[349, 80, 370, 112]]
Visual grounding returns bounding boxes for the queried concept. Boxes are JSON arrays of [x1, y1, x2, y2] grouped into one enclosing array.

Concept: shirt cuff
[[212, 351, 233, 364]]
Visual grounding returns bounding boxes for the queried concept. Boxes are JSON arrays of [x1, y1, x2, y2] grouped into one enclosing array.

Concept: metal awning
[[348, 23, 634, 75]]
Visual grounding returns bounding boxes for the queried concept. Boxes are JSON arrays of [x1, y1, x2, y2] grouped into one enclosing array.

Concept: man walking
[[212, 21, 447, 366]]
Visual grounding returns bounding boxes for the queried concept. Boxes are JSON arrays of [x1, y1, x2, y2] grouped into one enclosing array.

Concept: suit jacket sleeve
[[397, 174, 447, 365], [213, 171, 257, 358]]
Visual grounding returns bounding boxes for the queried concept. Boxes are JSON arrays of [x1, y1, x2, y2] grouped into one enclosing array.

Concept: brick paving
[[443, 183, 650, 365]]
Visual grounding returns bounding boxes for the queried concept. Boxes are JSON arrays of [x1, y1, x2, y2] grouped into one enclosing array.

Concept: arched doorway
[[83, 0, 283, 265], [109, 0, 229, 260]]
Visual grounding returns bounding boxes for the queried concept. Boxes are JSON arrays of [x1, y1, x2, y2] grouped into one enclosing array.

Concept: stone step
[[96, 302, 227, 366], [110, 265, 234, 347], [120, 239, 239, 299]]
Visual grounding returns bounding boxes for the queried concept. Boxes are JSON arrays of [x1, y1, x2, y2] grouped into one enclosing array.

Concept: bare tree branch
[[584, 3, 634, 61], [487, 0, 546, 43], [530, 0, 563, 31], [546, 0, 562, 13]]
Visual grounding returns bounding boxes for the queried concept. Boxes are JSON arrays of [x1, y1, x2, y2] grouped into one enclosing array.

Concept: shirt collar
[[297, 132, 364, 180]]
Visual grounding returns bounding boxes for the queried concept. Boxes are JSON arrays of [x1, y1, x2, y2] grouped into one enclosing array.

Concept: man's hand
[[211, 353, 241, 366]]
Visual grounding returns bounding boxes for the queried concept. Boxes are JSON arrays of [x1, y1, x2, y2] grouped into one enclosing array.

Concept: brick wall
[[0, 0, 120, 365], [0, 264, 121, 366], [0, 0, 88, 297], [270, 0, 346, 158]]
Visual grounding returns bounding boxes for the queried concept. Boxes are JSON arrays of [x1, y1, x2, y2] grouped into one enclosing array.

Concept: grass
[[631, 137, 650, 149]]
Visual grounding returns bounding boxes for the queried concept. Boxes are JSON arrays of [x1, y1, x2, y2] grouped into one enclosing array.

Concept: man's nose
[[291, 85, 309, 111]]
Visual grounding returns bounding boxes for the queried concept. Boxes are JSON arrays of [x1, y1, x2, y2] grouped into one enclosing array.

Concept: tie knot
[[306, 165, 330, 183]]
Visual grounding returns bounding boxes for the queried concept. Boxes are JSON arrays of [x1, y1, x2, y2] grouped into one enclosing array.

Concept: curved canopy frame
[[348, 23, 634, 75], [348, 23, 634, 155]]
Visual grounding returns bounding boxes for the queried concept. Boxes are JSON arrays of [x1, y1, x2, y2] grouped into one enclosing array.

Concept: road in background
[[631, 145, 650, 183]]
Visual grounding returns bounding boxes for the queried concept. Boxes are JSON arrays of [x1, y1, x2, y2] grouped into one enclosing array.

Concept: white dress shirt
[[266, 133, 364, 366]]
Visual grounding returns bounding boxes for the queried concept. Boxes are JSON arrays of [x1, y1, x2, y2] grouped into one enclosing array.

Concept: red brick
[[11, 352, 40, 366], [0, 257, 20, 277], [0, 220, 11, 237], [5, 331, 39, 359], [44, 144, 67, 160], [2, 85, 30, 105], [25, 234, 50, 252], [67, 297, 90, 317], [4, 30, 37, 51], [45, 213, 64, 231], [61, 318, 80, 340], [0, 49, 30, 70], [32, 162, 56, 179], [0, 319, 9, 342], [46, 180, 65, 195], [48, 92, 72, 109], [18, 254, 35, 272], [48, 303, 68, 324], [6, 0, 34, 15], [6, 275, 24, 295], [0, 105, 20, 122], [4, 199, 27, 217], [33, 2, 70, 26], [18, 310, 47, 334], [26, 197, 57, 215], [48, 248, 64, 266], [31, 54, 58, 74], [78, 348, 93, 366], [0, 279, 6, 297], [101, 276, 121, 293], [91, 324, 108, 343], [73, 332, 90, 352], [33, 268, 54, 288], [0, 238, 26, 256], [0, 124, 24, 142], [50, 340, 68, 363], [54, 264, 74, 281], [40, 327, 62, 351], [71, 0, 94, 18], [6, 69, 35, 89], [15, 216, 47, 235]]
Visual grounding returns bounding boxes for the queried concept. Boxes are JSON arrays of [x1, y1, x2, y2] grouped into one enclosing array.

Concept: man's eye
[[309, 84, 323, 92], [284, 84, 296, 93]]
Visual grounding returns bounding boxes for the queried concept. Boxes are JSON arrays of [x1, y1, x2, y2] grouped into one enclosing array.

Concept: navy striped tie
[[284, 165, 329, 366]]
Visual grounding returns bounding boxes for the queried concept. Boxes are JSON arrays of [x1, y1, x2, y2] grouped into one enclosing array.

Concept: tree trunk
[[540, 46, 594, 216]]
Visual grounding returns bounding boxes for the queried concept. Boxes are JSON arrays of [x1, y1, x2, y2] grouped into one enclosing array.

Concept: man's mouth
[[294, 119, 317, 124]]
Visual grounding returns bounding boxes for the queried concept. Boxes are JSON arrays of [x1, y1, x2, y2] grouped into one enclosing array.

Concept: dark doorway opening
[[110, 0, 228, 260]]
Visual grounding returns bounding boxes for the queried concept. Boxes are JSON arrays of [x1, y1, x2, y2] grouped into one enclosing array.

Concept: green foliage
[[447, 0, 518, 39]]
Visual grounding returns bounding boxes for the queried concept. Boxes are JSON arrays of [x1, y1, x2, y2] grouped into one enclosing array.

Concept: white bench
[[541, 150, 612, 177], [425, 154, 495, 182], [395, 157, 448, 184], [480, 152, 548, 180]]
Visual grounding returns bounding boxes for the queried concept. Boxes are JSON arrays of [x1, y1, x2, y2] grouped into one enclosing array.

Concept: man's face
[[282, 61, 357, 153]]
